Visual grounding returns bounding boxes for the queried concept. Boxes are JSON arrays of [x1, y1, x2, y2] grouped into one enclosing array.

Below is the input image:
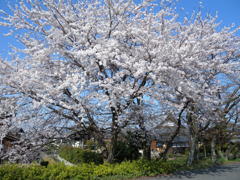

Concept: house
[[151, 121, 189, 153], [55, 129, 94, 149], [0, 128, 23, 152], [0, 127, 23, 163], [68, 131, 89, 148]]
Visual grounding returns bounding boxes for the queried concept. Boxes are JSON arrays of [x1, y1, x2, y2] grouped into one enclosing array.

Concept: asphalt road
[[137, 163, 240, 180]]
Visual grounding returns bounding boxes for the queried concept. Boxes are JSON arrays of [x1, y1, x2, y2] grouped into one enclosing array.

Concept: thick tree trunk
[[186, 103, 200, 166], [161, 102, 189, 160], [143, 144, 151, 160], [161, 143, 171, 161], [107, 132, 118, 163], [225, 148, 231, 160], [137, 115, 151, 160], [217, 148, 226, 160], [142, 131, 151, 160], [211, 136, 217, 162], [107, 108, 119, 163], [203, 144, 207, 158], [216, 143, 225, 160], [160, 124, 181, 161], [224, 144, 236, 160], [194, 141, 199, 161], [187, 134, 197, 166]]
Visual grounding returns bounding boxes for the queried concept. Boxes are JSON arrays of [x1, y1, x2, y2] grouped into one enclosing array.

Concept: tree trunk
[[161, 143, 171, 161], [187, 133, 197, 166], [107, 108, 119, 163], [217, 148, 226, 160], [211, 136, 217, 162], [107, 132, 118, 163], [142, 131, 151, 160], [143, 144, 151, 160], [160, 102, 189, 160], [224, 143, 236, 160], [194, 141, 199, 161], [203, 144, 207, 158], [186, 104, 199, 166], [160, 124, 181, 161]]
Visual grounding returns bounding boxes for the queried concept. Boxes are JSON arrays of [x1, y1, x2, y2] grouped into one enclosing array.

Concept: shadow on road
[[158, 163, 240, 180], [137, 163, 240, 180]]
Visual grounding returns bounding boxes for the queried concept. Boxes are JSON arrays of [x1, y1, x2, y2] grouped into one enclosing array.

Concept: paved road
[[137, 163, 240, 180]]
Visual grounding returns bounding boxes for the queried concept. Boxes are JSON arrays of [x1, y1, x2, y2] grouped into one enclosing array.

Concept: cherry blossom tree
[[0, 0, 239, 163], [0, 61, 15, 149]]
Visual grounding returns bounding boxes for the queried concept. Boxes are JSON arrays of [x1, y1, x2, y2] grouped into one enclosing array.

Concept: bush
[[0, 158, 215, 180], [0, 164, 45, 180], [59, 146, 103, 165], [112, 141, 141, 163], [0, 163, 97, 180], [85, 140, 98, 150]]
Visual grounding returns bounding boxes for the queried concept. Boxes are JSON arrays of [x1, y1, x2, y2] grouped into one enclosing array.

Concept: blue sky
[[0, 0, 239, 59]]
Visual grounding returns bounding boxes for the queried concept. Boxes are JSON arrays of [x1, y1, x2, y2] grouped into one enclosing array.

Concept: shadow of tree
[[137, 163, 240, 180], [167, 164, 238, 179]]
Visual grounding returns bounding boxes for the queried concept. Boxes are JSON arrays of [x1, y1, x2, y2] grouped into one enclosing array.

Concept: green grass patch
[[217, 158, 240, 165]]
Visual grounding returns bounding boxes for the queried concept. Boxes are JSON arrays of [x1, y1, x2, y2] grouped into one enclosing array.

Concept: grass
[[219, 158, 240, 165]]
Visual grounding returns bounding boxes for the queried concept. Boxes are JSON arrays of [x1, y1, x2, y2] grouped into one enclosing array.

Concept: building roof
[[3, 127, 24, 142]]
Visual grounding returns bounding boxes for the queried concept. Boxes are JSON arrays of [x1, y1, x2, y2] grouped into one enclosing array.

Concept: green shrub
[[94, 163, 114, 177], [0, 158, 214, 180], [85, 140, 97, 150], [0, 164, 23, 180], [0, 164, 46, 180], [112, 141, 141, 163], [59, 146, 103, 165], [0, 163, 96, 180]]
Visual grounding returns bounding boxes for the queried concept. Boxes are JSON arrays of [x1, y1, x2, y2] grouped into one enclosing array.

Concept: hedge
[[0, 157, 216, 180], [0, 159, 188, 180]]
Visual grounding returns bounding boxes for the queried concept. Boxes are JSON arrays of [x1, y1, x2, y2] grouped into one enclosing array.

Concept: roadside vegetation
[[0, 156, 218, 180], [1, 142, 240, 180], [1, 145, 239, 180]]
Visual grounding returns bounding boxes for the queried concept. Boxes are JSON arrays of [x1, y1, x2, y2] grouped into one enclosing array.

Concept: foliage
[[0, 157, 220, 180], [0, 159, 184, 180], [59, 146, 103, 165], [0, 164, 45, 180], [112, 141, 141, 163], [85, 140, 96, 150], [0, 163, 95, 180]]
